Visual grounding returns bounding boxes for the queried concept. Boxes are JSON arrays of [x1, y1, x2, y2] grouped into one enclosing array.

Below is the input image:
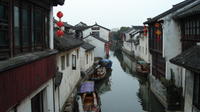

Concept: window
[[148, 23, 163, 52], [76, 49, 79, 59], [66, 53, 69, 67], [21, 3, 31, 51], [86, 54, 88, 64], [61, 56, 65, 70], [92, 31, 100, 38], [92, 26, 100, 30], [194, 73, 200, 109], [31, 91, 44, 112], [72, 55, 76, 70], [152, 53, 166, 78], [0, 0, 9, 59], [91, 52, 93, 61], [0, 0, 50, 59], [180, 15, 200, 51]]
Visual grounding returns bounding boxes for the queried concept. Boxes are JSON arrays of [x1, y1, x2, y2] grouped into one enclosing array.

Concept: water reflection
[[96, 49, 165, 112]]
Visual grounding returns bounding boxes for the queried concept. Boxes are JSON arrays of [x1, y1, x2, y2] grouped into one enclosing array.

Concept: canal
[[96, 50, 165, 112]]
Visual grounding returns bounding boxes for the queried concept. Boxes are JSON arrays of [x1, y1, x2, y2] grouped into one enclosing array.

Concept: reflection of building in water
[[137, 80, 165, 112], [117, 50, 165, 112], [122, 52, 136, 73], [137, 81, 150, 111]]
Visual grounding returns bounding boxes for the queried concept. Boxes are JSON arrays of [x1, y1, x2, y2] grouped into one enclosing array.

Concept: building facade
[[80, 42, 95, 72], [83, 23, 110, 58], [0, 0, 64, 112], [144, 0, 200, 111], [54, 32, 83, 112]]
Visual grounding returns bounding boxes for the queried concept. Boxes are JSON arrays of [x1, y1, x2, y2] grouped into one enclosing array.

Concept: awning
[[79, 81, 95, 93], [170, 45, 200, 73]]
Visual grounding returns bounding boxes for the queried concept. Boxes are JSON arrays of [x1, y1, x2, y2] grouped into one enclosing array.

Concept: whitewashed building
[[122, 26, 144, 59], [144, 0, 200, 111], [80, 42, 95, 72], [54, 33, 83, 112], [136, 32, 150, 63], [83, 23, 110, 58], [169, 1, 200, 112]]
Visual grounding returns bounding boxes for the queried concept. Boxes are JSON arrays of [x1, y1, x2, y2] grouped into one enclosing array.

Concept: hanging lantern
[[155, 23, 160, 28], [56, 30, 64, 37], [57, 11, 63, 18], [56, 21, 64, 27], [155, 29, 161, 36], [143, 26, 147, 36]]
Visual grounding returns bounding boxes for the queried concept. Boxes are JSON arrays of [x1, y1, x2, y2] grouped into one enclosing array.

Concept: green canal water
[[96, 50, 165, 112]]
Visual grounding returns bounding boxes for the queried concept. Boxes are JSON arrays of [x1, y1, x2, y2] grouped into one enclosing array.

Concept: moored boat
[[90, 66, 106, 81], [136, 61, 150, 76], [77, 81, 101, 112], [99, 59, 112, 69]]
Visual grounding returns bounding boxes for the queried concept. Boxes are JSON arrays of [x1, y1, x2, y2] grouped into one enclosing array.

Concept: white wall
[[80, 47, 94, 71], [15, 80, 54, 112], [55, 48, 81, 112], [160, 13, 183, 87], [82, 25, 110, 58], [97, 26, 110, 41], [137, 33, 150, 63], [84, 36, 105, 58], [184, 70, 194, 112]]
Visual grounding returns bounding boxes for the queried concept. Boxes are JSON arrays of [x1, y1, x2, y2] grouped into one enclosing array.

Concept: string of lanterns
[[143, 23, 162, 42], [154, 23, 162, 41], [56, 11, 64, 37]]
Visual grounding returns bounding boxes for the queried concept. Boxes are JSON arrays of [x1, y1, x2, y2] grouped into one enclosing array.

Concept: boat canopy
[[137, 60, 146, 64], [100, 59, 112, 63], [80, 81, 95, 93]]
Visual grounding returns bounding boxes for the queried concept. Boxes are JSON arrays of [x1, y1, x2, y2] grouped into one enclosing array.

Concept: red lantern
[[155, 23, 160, 28], [56, 30, 64, 37], [56, 21, 64, 27], [57, 11, 63, 18], [143, 26, 147, 36]]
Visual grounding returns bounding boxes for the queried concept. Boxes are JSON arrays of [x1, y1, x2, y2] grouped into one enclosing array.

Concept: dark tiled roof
[[54, 33, 83, 51], [64, 22, 73, 28], [92, 24, 110, 31], [93, 36, 108, 43], [144, 0, 195, 24], [81, 42, 95, 51], [170, 45, 200, 73], [132, 26, 143, 30], [73, 26, 92, 31], [52, 0, 65, 6], [0, 50, 58, 73]]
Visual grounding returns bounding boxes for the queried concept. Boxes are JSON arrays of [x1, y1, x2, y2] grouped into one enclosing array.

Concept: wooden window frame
[[0, 0, 50, 60], [31, 90, 44, 112], [180, 15, 200, 51]]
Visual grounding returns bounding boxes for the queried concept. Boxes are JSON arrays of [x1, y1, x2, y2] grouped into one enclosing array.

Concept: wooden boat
[[90, 66, 106, 81], [78, 81, 101, 112], [99, 59, 112, 69], [136, 61, 150, 75]]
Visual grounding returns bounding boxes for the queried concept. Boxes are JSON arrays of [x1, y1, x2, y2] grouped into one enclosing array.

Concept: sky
[[53, 0, 184, 29]]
